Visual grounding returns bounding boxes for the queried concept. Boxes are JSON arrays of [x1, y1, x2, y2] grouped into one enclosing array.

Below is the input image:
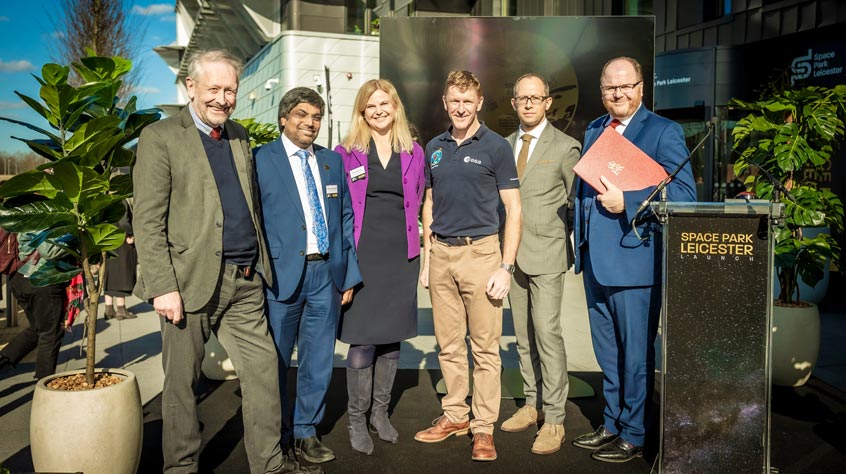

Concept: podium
[[654, 201, 783, 474]]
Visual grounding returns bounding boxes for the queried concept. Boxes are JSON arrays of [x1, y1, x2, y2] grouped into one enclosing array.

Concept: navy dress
[[339, 147, 418, 345]]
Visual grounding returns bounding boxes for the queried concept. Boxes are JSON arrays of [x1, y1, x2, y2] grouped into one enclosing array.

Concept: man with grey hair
[[255, 87, 361, 465], [135, 50, 320, 473]]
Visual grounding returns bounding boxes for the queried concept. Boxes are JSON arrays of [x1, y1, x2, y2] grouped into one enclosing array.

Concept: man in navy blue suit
[[255, 87, 362, 465], [572, 57, 697, 463]]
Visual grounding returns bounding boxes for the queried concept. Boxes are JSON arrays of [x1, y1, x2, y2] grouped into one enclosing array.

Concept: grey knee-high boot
[[369, 356, 399, 443], [347, 367, 374, 455]]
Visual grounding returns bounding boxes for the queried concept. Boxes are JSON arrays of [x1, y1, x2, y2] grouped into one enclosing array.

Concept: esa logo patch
[[430, 149, 443, 166], [463, 156, 482, 165]]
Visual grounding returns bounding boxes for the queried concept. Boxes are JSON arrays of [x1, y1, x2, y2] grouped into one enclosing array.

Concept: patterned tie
[[516, 133, 532, 178], [210, 126, 222, 140], [295, 149, 329, 254]]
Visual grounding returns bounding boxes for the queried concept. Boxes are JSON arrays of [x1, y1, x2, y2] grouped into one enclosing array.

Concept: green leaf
[[29, 260, 81, 287], [110, 146, 135, 168], [13, 92, 51, 122], [83, 223, 125, 253], [18, 138, 63, 161], [0, 196, 76, 233], [45, 161, 109, 203], [109, 173, 133, 196], [0, 115, 62, 143], [79, 194, 126, 221], [0, 170, 58, 199], [41, 64, 69, 85], [62, 116, 123, 166], [122, 109, 162, 144]]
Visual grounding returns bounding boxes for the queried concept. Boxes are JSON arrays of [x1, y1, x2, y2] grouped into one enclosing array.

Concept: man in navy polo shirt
[[414, 70, 522, 462]]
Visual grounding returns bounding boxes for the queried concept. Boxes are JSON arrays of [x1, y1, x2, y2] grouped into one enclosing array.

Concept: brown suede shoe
[[414, 415, 470, 443], [471, 433, 497, 461]]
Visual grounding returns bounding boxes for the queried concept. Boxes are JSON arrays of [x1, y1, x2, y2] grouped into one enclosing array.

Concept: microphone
[[632, 118, 715, 223]]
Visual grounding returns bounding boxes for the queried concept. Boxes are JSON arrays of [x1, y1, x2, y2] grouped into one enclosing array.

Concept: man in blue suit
[[571, 57, 697, 463], [255, 87, 362, 465]]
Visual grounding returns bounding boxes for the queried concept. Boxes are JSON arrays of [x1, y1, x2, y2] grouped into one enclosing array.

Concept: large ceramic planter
[[202, 332, 238, 380], [30, 368, 143, 474], [771, 303, 820, 387]]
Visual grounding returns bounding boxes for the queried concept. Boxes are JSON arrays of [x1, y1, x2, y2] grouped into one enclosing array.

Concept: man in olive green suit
[[134, 50, 319, 474], [500, 73, 581, 456]]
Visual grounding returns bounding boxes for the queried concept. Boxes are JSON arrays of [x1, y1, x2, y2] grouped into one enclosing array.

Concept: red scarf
[[64, 273, 85, 328]]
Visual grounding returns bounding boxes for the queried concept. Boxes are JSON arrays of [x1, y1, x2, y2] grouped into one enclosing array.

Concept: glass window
[[347, 0, 378, 35]]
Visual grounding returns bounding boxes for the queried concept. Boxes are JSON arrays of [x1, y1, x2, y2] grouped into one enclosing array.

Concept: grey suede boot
[[346, 367, 374, 455], [369, 356, 399, 443]]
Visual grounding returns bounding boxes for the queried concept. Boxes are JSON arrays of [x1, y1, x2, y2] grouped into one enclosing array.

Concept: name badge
[[326, 184, 339, 198], [349, 166, 366, 182]]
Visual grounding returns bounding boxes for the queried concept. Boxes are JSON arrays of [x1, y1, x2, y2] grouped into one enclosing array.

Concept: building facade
[[159, 0, 844, 195]]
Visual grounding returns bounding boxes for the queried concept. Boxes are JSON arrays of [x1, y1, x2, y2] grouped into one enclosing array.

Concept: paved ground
[[1, 271, 844, 471]]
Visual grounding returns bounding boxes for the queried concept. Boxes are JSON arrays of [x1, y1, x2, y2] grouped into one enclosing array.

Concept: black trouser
[[1, 273, 66, 378]]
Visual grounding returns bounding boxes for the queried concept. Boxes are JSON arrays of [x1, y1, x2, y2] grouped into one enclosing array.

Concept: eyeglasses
[[601, 81, 642, 95], [513, 95, 549, 105], [291, 110, 323, 122]]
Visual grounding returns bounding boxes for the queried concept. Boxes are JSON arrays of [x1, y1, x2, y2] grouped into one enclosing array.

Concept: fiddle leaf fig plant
[[0, 56, 160, 385], [730, 85, 845, 306]]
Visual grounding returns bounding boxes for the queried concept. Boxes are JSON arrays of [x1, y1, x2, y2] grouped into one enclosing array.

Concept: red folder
[[574, 127, 669, 192]]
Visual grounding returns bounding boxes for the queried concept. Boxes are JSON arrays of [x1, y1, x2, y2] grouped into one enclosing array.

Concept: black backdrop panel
[[380, 16, 654, 146], [663, 212, 771, 474]]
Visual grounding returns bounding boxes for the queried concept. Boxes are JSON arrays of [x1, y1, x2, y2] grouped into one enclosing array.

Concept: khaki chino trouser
[[429, 234, 503, 435]]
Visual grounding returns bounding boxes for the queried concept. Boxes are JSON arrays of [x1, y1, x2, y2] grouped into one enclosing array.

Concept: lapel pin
[[324, 164, 330, 170]]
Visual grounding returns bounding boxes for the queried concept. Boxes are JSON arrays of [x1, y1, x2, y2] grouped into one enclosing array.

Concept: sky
[[0, 1, 177, 154]]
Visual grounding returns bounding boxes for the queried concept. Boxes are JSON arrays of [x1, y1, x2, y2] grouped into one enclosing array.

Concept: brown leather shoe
[[414, 415, 470, 443], [471, 433, 497, 461]]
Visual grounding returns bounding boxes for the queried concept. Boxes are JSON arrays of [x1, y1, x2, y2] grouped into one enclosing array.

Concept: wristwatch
[[500, 263, 516, 274]]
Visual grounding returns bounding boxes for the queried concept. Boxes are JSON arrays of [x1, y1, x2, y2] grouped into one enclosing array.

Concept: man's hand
[[597, 176, 625, 214], [419, 261, 430, 289], [154, 291, 184, 325], [341, 288, 354, 305], [485, 268, 511, 300]]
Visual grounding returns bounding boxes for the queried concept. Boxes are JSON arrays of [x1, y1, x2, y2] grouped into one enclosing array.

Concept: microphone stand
[[631, 119, 715, 231], [740, 160, 796, 204]]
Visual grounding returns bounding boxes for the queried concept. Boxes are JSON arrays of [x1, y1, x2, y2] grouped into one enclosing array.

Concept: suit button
[[216, 221, 222, 228], [405, 201, 410, 208], [300, 251, 305, 256], [403, 178, 408, 184], [215, 250, 221, 257], [302, 225, 306, 230], [407, 225, 412, 231]]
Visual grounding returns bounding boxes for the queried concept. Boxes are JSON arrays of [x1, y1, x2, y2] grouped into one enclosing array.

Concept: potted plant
[[730, 84, 845, 386], [0, 55, 160, 473]]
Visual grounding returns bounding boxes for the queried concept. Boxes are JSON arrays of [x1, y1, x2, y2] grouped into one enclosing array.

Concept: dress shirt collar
[[281, 133, 315, 159], [518, 117, 548, 141], [187, 102, 224, 137]]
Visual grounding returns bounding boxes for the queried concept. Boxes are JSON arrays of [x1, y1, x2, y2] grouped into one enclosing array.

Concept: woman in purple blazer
[[334, 79, 425, 455]]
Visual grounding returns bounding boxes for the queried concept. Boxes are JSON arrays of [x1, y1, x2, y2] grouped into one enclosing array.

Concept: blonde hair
[[443, 70, 482, 96], [340, 79, 414, 154]]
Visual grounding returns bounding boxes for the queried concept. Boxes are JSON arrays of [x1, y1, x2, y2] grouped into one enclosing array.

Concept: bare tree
[[50, 0, 147, 94]]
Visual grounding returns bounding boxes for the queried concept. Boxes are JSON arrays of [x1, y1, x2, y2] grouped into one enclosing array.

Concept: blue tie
[[296, 149, 329, 254]]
